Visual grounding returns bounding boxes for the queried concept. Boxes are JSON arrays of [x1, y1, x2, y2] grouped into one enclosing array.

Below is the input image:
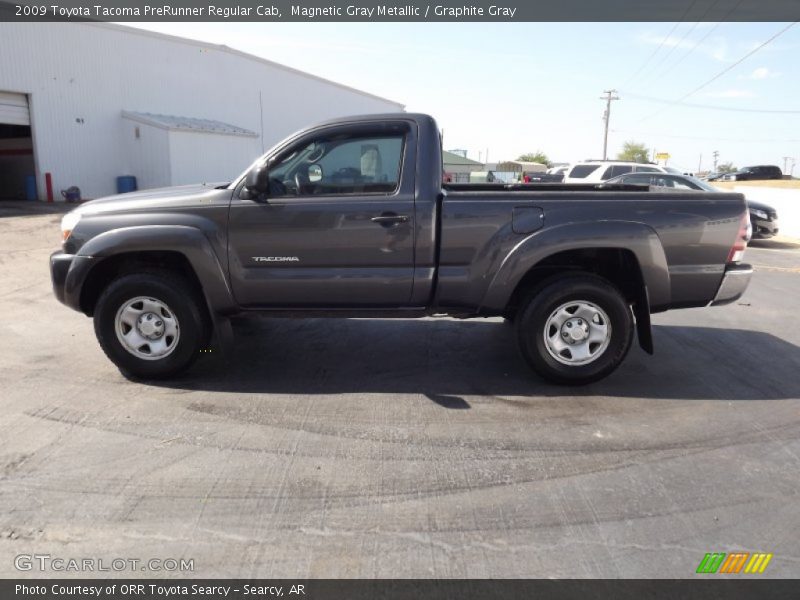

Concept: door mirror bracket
[[243, 161, 270, 200]]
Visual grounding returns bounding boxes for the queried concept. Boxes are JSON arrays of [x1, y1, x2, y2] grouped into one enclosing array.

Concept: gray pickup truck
[[50, 113, 752, 385]]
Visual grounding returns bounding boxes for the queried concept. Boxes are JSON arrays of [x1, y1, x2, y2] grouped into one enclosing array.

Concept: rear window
[[601, 165, 633, 179], [568, 165, 600, 179]]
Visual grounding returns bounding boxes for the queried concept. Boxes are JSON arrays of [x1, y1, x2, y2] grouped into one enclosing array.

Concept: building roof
[[443, 150, 484, 166], [94, 23, 404, 110], [122, 111, 258, 137], [505, 161, 547, 169]]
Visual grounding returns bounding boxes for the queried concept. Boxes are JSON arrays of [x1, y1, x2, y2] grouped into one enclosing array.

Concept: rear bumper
[[710, 263, 752, 306], [50, 251, 98, 312]]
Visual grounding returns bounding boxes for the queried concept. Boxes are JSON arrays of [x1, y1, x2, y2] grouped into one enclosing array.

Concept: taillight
[[727, 211, 751, 263]]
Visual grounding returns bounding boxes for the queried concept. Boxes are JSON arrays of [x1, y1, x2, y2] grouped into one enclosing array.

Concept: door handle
[[371, 214, 409, 226]]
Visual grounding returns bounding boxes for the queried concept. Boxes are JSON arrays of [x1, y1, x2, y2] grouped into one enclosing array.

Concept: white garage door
[[0, 92, 30, 126]]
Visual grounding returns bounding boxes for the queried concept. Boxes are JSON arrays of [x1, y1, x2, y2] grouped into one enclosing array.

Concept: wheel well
[[505, 248, 647, 318], [79, 251, 206, 316]]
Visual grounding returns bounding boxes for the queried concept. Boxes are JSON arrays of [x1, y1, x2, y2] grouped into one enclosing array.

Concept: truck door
[[227, 122, 417, 308]]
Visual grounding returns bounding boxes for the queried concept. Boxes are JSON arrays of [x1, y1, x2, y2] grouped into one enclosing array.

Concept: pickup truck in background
[[50, 113, 753, 385]]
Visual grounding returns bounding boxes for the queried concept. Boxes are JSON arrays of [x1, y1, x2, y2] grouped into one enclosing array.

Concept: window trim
[[235, 119, 415, 201]]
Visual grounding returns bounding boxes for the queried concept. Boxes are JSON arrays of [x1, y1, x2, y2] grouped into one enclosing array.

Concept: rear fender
[[479, 220, 671, 316]]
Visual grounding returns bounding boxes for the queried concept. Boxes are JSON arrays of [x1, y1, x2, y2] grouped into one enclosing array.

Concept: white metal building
[[0, 23, 404, 200]]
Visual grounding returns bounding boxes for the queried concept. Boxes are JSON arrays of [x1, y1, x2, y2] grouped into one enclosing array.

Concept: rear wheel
[[516, 274, 634, 385], [94, 272, 209, 379]]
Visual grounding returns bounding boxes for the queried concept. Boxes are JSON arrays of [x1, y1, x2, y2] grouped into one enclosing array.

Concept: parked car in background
[[563, 160, 681, 184], [702, 172, 725, 181], [546, 165, 570, 177], [604, 172, 779, 239], [525, 171, 564, 183], [724, 165, 783, 181]]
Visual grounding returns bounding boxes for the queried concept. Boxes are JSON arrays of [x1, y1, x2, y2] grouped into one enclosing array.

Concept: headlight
[[751, 209, 768, 220], [60, 211, 82, 241]]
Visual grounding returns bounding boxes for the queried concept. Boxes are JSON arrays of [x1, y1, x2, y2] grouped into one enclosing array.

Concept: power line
[[637, 21, 798, 122], [621, 1, 699, 87], [654, 0, 745, 80], [635, 0, 729, 88], [611, 129, 800, 143], [619, 90, 800, 114]]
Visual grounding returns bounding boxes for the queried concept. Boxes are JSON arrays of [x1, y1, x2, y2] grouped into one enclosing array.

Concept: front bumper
[[751, 217, 778, 239], [50, 251, 98, 312], [50, 252, 74, 305], [710, 263, 753, 306]]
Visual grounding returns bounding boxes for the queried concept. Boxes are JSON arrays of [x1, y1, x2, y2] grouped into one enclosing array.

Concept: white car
[[563, 160, 682, 184]]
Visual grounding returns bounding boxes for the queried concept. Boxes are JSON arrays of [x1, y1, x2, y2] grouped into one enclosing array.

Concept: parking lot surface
[[1, 202, 799, 578]]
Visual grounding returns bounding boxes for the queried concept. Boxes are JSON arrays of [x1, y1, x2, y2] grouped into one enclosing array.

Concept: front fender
[[64, 225, 236, 315], [478, 220, 671, 313]]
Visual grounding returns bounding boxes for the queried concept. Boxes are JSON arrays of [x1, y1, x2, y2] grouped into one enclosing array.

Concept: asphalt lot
[[1, 201, 799, 578]]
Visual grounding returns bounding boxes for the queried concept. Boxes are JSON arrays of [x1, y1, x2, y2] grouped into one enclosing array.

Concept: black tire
[[516, 274, 634, 385], [93, 272, 209, 379]]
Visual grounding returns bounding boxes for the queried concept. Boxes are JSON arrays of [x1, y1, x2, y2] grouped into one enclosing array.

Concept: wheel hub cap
[[137, 312, 165, 339], [115, 296, 180, 361], [543, 300, 611, 366], [562, 318, 589, 342]]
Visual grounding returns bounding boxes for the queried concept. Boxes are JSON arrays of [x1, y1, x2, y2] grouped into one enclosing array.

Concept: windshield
[[685, 176, 719, 192]]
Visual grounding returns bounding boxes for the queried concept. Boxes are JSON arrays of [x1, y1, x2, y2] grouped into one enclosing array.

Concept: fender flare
[[65, 225, 236, 315], [478, 220, 671, 314]]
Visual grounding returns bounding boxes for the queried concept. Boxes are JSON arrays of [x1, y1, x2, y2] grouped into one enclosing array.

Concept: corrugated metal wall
[[169, 129, 260, 187], [120, 120, 172, 190], [0, 23, 404, 199]]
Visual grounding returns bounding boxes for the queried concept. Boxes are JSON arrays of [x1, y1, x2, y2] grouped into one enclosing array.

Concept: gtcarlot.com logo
[[696, 552, 773, 574], [14, 554, 194, 572]]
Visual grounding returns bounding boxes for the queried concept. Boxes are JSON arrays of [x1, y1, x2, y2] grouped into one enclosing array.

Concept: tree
[[616, 141, 650, 163], [717, 162, 737, 174], [517, 151, 551, 167]]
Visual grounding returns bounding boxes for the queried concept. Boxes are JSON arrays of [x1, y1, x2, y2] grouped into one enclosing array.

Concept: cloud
[[636, 30, 728, 62], [702, 89, 756, 98], [745, 67, 780, 79]]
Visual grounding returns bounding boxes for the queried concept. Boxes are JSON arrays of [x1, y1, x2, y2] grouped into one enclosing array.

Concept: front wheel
[[93, 272, 209, 379], [516, 274, 634, 385]]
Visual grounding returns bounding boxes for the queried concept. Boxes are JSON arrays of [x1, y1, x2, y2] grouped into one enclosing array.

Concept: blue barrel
[[25, 175, 37, 201], [116, 175, 138, 194]]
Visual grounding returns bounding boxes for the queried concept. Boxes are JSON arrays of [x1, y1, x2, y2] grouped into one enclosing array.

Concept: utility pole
[[698, 153, 703, 173], [712, 150, 719, 171], [783, 156, 793, 174], [600, 89, 619, 160]]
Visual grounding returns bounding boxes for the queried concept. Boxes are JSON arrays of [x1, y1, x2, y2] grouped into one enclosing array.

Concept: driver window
[[651, 176, 674, 187], [268, 133, 404, 198]]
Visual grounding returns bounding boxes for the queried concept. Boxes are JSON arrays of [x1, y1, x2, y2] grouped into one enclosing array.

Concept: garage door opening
[[0, 92, 36, 201]]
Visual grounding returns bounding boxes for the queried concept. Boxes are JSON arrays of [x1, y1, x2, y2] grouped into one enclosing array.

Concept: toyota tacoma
[[50, 113, 752, 385]]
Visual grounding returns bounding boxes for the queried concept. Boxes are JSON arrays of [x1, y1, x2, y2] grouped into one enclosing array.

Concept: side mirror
[[308, 164, 323, 182], [244, 162, 269, 197]]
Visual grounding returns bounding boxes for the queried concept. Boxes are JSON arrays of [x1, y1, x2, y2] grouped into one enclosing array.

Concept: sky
[[126, 21, 800, 175]]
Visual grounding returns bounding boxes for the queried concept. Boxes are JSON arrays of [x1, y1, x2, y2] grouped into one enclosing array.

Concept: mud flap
[[211, 314, 234, 354], [632, 285, 654, 355]]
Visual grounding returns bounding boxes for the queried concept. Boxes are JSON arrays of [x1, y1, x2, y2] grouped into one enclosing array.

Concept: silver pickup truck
[[50, 113, 752, 385]]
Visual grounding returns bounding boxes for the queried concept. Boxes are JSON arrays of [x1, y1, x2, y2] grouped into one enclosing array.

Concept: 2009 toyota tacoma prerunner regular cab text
[[50, 114, 753, 385]]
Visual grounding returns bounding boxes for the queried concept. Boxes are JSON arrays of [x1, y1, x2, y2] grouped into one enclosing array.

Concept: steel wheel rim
[[543, 300, 611, 366], [115, 296, 180, 361]]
